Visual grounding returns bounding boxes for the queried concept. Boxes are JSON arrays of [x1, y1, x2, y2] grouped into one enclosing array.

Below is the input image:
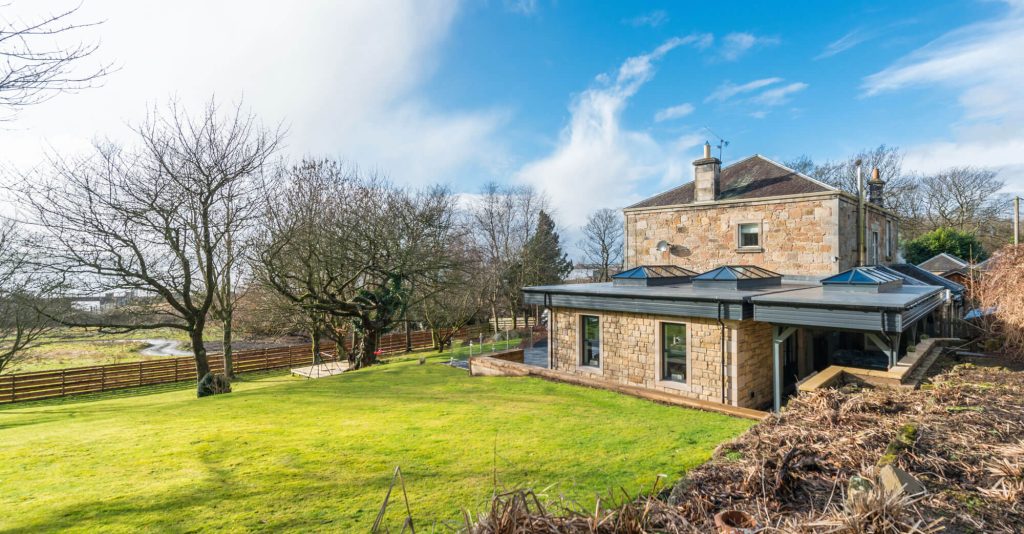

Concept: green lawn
[[0, 354, 753, 532]]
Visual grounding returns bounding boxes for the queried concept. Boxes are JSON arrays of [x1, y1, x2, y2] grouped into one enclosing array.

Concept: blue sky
[[3, 0, 1023, 245]]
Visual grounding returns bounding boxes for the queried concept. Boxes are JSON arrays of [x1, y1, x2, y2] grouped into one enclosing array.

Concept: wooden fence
[[0, 324, 499, 405], [0, 343, 339, 405], [342, 324, 492, 354]]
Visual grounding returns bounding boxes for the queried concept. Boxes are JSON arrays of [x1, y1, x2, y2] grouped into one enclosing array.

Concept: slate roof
[[918, 253, 968, 273], [626, 155, 836, 209], [887, 263, 966, 295]]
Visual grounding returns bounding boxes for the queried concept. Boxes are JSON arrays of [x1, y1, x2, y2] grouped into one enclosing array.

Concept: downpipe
[[717, 300, 727, 405]]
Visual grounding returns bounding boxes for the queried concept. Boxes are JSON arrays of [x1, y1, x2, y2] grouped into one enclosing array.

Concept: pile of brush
[[465, 360, 1024, 533]]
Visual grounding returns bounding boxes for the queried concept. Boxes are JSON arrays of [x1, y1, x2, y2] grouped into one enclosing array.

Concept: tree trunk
[[512, 308, 518, 330], [431, 328, 442, 352], [490, 303, 499, 335], [190, 325, 210, 381], [311, 327, 322, 365], [405, 319, 412, 353], [222, 314, 235, 379]]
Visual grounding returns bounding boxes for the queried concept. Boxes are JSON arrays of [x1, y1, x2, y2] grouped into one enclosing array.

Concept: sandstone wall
[[624, 193, 900, 276], [549, 307, 770, 409], [624, 195, 841, 276]]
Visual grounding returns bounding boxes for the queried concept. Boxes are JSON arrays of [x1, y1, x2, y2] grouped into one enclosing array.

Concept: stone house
[[522, 144, 953, 412]]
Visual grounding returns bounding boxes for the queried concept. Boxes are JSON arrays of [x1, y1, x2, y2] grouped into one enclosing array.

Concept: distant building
[[917, 253, 969, 276], [566, 263, 623, 282]]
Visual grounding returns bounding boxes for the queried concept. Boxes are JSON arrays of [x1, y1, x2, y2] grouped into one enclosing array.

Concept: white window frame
[[736, 221, 763, 252], [578, 313, 602, 372]]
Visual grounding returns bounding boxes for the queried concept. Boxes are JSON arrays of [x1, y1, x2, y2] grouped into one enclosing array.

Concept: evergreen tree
[[903, 227, 988, 265], [525, 210, 573, 285]]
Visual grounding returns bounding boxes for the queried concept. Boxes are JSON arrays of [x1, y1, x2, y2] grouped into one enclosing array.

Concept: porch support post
[[866, 333, 895, 368], [771, 325, 796, 413]]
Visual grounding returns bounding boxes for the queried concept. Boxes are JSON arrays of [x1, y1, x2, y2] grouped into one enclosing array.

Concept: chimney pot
[[703, 141, 711, 159], [868, 167, 884, 206]]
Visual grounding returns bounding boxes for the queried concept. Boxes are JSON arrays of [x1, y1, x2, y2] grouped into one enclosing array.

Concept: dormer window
[[737, 222, 761, 250]]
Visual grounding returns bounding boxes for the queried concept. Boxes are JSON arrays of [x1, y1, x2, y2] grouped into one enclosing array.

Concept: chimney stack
[[693, 141, 721, 203], [868, 167, 884, 206]]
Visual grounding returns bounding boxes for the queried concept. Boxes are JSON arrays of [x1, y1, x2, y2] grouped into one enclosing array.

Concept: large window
[[580, 315, 600, 367], [738, 222, 760, 248], [661, 323, 687, 382]]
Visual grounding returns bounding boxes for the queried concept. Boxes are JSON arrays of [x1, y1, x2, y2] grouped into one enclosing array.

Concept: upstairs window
[[580, 315, 600, 367], [738, 222, 760, 249]]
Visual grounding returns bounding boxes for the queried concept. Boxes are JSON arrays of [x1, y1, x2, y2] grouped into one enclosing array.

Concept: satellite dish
[[656, 240, 671, 253]]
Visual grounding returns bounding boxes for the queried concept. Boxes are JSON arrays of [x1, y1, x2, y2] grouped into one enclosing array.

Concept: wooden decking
[[290, 361, 350, 378]]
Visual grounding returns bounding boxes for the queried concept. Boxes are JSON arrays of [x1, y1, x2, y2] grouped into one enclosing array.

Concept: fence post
[[61, 370, 66, 396], [10, 374, 15, 403], [174, 358, 179, 382], [264, 349, 269, 370], [101, 366, 106, 392], [139, 362, 144, 386]]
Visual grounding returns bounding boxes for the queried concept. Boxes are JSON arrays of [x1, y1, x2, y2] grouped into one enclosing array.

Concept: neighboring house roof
[[626, 155, 836, 209], [918, 252, 969, 273], [888, 263, 966, 295]]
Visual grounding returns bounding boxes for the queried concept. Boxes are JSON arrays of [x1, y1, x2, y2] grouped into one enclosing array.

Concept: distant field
[[8, 327, 225, 374]]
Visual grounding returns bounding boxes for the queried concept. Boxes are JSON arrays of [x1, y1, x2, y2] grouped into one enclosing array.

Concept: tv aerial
[[703, 126, 729, 160]]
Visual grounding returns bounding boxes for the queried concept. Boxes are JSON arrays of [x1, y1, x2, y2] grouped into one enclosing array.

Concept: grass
[[0, 350, 753, 532]]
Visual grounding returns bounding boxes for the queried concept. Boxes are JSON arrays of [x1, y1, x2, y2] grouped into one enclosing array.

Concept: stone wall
[[733, 320, 773, 409], [837, 196, 899, 270], [624, 194, 841, 276], [549, 307, 770, 409], [624, 192, 900, 276]]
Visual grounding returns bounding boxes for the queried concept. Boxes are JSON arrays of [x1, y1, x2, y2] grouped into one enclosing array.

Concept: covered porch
[[752, 267, 946, 411]]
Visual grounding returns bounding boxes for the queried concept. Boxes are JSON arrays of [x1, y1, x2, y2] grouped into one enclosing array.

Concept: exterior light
[[656, 240, 671, 253]]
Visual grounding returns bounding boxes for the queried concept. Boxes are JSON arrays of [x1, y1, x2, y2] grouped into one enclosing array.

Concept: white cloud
[[816, 29, 870, 59], [718, 32, 779, 61], [705, 77, 782, 103], [654, 103, 694, 122], [751, 82, 808, 106], [864, 1, 1024, 193], [514, 37, 708, 234], [0, 0, 508, 187], [623, 10, 668, 28]]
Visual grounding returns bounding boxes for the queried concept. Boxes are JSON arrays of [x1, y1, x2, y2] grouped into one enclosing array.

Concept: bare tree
[[468, 183, 548, 332], [209, 173, 266, 379], [18, 99, 281, 393], [578, 208, 623, 282], [921, 167, 1006, 232], [255, 159, 461, 368], [0, 220, 61, 374], [412, 236, 484, 352], [0, 2, 111, 117], [786, 145, 924, 236]]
